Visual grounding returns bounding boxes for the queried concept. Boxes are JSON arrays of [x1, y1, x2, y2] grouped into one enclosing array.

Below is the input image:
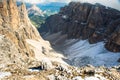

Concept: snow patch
[[64, 40, 120, 67], [73, 74, 106, 80], [64, 39, 78, 47], [28, 69, 40, 72], [0, 72, 11, 79], [85, 77, 99, 80], [26, 39, 68, 65], [85, 74, 106, 80], [62, 15, 68, 19], [73, 76, 83, 80]]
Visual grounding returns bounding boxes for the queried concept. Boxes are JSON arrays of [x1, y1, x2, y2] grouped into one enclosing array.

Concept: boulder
[[41, 59, 53, 70]]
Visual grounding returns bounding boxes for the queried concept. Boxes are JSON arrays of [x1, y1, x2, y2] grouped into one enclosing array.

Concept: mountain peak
[[27, 4, 44, 16]]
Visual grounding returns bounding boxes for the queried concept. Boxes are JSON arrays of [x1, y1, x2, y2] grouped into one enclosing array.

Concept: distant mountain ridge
[[27, 4, 46, 28], [36, 2, 67, 11], [17, 1, 66, 28], [17, 1, 66, 12], [27, 4, 44, 16]]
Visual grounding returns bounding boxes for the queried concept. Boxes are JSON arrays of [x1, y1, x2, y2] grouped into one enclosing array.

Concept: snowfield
[[64, 40, 120, 67]]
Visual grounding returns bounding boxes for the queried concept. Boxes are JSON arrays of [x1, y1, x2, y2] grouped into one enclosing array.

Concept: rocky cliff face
[[0, 1, 120, 80], [41, 2, 120, 52], [0, 0, 68, 71], [0, 0, 43, 65]]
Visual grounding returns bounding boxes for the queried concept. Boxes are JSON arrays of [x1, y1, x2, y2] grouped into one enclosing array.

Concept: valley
[[0, 0, 120, 80]]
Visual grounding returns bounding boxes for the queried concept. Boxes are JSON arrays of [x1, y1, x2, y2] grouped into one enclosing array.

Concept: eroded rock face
[[41, 2, 120, 52], [0, 0, 42, 64], [105, 19, 120, 52], [0, 34, 22, 65]]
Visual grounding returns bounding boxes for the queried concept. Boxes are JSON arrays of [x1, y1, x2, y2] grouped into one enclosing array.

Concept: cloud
[[17, 0, 71, 4], [17, 0, 120, 10], [17, 0, 41, 4], [74, 0, 120, 10]]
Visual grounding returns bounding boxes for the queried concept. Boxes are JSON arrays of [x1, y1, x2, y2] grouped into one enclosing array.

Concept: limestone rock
[[0, 0, 42, 67], [47, 74, 55, 80], [41, 59, 53, 70], [56, 64, 68, 72], [41, 2, 120, 52], [0, 34, 23, 65]]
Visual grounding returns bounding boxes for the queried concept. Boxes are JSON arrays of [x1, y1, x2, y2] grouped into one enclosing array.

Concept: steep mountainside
[[0, 1, 66, 79], [0, 0, 58, 68], [0, 0, 40, 63], [41, 2, 120, 52], [0, 1, 120, 80]]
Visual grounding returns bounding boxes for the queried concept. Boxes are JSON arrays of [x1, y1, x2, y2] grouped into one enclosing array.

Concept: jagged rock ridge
[[0, 0, 42, 64], [41, 2, 120, 52], [0, 0, 68, 71]]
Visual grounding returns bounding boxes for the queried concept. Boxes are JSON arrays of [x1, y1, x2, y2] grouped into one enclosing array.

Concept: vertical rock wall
[[41, 2, 120, 52], [0, 0, 42, 63]]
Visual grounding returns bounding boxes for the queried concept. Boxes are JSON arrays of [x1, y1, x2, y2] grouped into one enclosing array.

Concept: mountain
[[27, 4, 46, 28], [37, 2, 67, 16], [27, 4, 44, 16], [0, 0, 61, 79], [36, 2, 67, 12], [40, 2, 120, 69], [0, 0, 120, 80], [17, 1, 66, 28], [17, 1, 66, 15], [0, 0, 51, 66], [41, 2, 120, 52]]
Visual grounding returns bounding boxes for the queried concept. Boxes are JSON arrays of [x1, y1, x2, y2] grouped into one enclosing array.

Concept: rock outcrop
[[41, 2, 120, 52], [0, 34, 22, 65], [0, 0, 42, 65]]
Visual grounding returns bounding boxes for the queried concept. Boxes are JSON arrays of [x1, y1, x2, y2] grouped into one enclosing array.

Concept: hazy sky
[[17, 0, 120, 10]]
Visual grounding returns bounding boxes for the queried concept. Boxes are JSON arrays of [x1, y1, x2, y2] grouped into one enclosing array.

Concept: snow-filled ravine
[[64, 40, 120, 67]]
